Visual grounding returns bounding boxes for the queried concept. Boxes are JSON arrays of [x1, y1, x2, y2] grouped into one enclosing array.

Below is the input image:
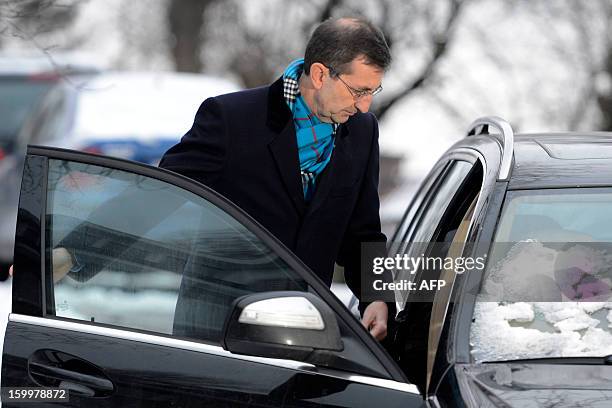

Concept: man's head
[[301, 17, 391, 124]]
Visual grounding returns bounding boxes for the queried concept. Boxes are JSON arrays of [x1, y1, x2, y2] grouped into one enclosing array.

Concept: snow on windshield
[[471, 301, 612, 362], [470, 241, 612, 362]]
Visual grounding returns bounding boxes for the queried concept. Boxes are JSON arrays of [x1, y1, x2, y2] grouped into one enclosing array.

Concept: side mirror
[[222, 291, 343, 361]]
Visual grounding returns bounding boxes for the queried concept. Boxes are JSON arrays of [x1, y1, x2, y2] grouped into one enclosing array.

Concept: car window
[[390, 163, 449, 247], [470, 188, 612, 363], [393, 159, 482, 392], [46, 159, 308, 344], [426, 195, 478, 391], [395, 160, 474, 296]]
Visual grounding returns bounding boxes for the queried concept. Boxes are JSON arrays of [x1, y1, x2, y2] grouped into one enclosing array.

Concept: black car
[[2, 117, 612, 407]]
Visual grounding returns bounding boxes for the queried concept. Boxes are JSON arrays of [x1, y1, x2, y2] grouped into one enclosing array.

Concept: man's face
[[313, 57, 383, 124]]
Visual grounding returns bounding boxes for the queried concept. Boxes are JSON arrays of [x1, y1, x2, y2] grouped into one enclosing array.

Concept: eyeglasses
[[328, 66, 383, 100]]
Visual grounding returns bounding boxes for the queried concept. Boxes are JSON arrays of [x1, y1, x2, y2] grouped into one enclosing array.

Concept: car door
[[2, 146, 425, 407], [389, 150, 487, 393]]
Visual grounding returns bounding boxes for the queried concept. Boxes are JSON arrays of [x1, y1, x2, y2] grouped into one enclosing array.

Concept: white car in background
[[19, 71, 240, 165]]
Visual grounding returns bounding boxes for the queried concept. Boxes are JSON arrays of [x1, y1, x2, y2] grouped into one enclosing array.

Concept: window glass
[[393, 160, 479, 392], [408, 161, 473, 244], [426, 195, 478, 390], [395, 160, 474, 291], [46, 159, 307, 343], [388, 163, 448, 253], [470, 188, 612, 362]]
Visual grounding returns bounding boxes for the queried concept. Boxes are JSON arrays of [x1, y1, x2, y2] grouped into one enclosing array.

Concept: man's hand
[[361, 301, 388, 341], [51, 247, 73, 283], [8, 247, 73, 283]]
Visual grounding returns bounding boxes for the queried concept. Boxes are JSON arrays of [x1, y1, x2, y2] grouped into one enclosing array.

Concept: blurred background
[[2, 0, 612, 272], [3, 0, 612, 234]]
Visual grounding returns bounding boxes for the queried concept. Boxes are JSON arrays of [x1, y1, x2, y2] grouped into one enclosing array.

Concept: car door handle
[[29, 361, 114, 394]]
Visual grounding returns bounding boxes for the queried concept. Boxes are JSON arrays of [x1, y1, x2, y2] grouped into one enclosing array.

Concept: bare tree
[[502, 0, 612, 131], [0, 0, 79, 46], [194, 0, 467, 120], [598, 49, 612, 131], [373, 0, 466, 119], [167, 0, 217, 72]]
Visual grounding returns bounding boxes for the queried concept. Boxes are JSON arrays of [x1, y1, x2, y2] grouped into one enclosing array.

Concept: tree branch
[[374, 0, 466, 120], [301, 0, 342, 36]]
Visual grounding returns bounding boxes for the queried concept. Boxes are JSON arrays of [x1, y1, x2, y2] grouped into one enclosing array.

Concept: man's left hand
[[361, 301, 388, 341]]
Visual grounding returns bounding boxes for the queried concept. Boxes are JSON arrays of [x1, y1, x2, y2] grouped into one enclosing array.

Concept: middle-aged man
[[8, 17, 394, 340], [159, 17, 393, 340]]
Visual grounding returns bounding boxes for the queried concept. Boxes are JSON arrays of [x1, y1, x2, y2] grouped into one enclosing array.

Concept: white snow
[[480, 241, 559, 302], [554, 313, 601, 333], [54, 284, 178, 334], [496, 302, 535, 323], [470, 301, 612, 362]]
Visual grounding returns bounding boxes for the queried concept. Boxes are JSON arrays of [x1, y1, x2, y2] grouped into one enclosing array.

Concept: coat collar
[[266, 76, 292, 133], [266, 76, 350, 139]]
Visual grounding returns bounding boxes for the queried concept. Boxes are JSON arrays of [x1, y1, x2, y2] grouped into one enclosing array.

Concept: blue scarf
[[283, 59, 337, 202]]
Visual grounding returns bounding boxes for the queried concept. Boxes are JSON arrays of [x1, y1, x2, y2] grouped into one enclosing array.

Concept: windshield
[[470, 188, 612, 363], [0, 78, 55, 148]]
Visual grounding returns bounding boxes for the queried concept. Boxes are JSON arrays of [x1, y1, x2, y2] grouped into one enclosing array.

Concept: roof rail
[[466, 116, 514, 181]]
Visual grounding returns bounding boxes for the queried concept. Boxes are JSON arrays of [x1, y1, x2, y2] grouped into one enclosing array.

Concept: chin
[[331, 114, 350, 124]]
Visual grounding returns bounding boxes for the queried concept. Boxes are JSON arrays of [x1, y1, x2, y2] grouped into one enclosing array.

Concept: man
[[159, 17, 393, 340], [9, 17, 393, 340]]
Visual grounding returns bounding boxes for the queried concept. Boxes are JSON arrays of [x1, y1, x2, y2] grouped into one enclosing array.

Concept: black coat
[[159, 77, 387, 304]]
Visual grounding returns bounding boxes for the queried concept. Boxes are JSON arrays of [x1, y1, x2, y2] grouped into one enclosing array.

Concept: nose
[[355, 95, 373, 113]]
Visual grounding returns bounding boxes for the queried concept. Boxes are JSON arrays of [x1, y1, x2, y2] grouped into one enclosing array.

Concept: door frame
[[11, 145, 410, 384]]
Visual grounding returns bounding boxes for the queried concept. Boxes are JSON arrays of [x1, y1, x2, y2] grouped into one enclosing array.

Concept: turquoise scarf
[[282, 59, 337, 201]]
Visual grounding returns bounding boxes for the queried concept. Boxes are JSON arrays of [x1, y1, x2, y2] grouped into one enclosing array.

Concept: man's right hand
[[8, 247, 74, 283]]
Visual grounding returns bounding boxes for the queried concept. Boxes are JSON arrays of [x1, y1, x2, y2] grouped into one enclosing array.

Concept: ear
[[309, 62, 328, 90]]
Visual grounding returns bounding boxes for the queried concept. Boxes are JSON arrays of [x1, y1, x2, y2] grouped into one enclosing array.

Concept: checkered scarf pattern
[[283, 59, 337, 202]]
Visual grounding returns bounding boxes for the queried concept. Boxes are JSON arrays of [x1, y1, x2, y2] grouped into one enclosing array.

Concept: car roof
[[457, 132, 612, 190], [61, 71, 240, 141], [0, 53, 102, 76]]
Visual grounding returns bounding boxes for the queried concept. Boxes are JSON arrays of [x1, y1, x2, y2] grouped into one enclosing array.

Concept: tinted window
[[396, 160, 474, 288], [393, 159, 480, 392], [389, 163, 448, 248], [471, 188, 612, 362], [46, 159, 307, 343]]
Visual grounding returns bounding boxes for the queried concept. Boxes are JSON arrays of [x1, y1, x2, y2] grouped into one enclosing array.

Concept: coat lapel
[[266, 77, 306, 215]]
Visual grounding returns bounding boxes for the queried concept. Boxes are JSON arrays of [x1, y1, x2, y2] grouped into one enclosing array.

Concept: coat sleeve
[[158, 97, 228, 187], [336, 114, 394, 316]]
